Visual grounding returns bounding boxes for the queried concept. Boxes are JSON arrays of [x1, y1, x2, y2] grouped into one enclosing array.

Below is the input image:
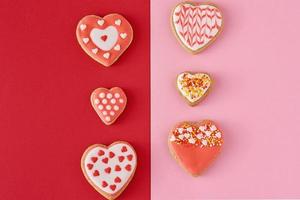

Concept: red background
[[0, 0, 150, 199]]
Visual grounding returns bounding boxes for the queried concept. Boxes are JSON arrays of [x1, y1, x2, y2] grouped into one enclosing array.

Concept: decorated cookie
[[177, 72, 212, 106], [168, 120, 223, 176], [91, 87, 127, 125], [171, 2, 223, 54], [81, 141, 137, 200], [76, 14, 133, 67]]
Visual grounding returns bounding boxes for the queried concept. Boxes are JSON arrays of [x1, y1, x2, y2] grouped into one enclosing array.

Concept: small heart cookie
[[81, 141, 137, 200], [91, 87, 127, 125], [171, 2, 223, 54], [76, 14, 133, 66], [176, 72, 212, 106], [168, 120, 223, 176]]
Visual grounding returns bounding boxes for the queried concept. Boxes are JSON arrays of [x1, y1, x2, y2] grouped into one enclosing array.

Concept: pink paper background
[[151, 0, 300, 199]]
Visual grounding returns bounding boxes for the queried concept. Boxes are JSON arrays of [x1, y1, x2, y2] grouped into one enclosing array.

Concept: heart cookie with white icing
[[81, 141, 137, 200], [177, 72, 212, 106], [76, 14, 133, 66], [91, 87, 127, 125], [171, 2, 223, 54], [168, 120, 223, 176]]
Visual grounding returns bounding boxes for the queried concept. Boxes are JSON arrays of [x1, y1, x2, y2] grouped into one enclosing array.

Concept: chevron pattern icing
[[172, 3, 223, 53]]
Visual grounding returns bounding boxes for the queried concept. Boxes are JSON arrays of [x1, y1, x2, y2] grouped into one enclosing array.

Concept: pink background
[[151, 0, 300, 199]]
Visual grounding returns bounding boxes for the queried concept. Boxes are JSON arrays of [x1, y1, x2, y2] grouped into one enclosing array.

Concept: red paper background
[[0, 0, 150, 199]]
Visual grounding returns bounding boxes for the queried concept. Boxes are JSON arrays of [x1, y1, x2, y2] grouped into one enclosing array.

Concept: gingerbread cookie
[[168, 120, 223, 176], [171, 2, 223, 54], [76, 14, 133, 66], [91, 87, 127, 125], [177, 72, 212, 106], [81, 141, 137, 200]]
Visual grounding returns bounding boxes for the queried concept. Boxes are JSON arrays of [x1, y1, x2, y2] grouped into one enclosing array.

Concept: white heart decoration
[[90, 26, 118, 51], [81, 142, 137, 200]]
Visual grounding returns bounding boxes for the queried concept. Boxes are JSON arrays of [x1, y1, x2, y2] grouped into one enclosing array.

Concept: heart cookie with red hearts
[[171, 2, 223, 54], [76, 14, 133, 66], [168, 120, 223, 176], [81, 141, 137, 200], [91, 87, 127, 125], [176, 72, 212, 106]]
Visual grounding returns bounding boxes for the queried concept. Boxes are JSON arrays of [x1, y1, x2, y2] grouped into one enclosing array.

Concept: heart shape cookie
[[168, 120, 223, 176], [81, 141, 137, 200], [171, 2, 223, 54], [91, 87, 127, 125], [76, 14, 133, 66], [177, 72, 212, 106]]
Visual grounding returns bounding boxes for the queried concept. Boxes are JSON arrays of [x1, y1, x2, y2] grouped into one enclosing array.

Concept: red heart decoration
[[90, 87, 127, 125], [76, 14, 133, 67], [168, 120, 224, 176], [81, 142, 137, 200]]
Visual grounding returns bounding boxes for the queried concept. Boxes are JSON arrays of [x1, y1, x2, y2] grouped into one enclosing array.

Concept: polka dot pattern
[[91, 87, 127, 125]]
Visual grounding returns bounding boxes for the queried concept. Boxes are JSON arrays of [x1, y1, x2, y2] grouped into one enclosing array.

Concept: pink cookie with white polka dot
[[91, 87, 127, 125]]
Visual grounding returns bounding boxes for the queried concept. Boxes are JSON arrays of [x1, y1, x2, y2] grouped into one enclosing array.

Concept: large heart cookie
[[177, 72, 212, 106], [171, 2, 223, 54], [91, 87, 127, 125], [81, 142, 137, 200], [76, 14, 133, 66], [168, 120, 223, 176]]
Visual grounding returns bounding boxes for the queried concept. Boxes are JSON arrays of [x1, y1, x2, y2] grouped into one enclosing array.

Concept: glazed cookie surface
[[81, 141, 137, 200], [177, 72, 212, 106], [168, 120, 223, 176], [76, 14, 133, 66], [91, 87, 127, 125], [171, 2, 223, 54]]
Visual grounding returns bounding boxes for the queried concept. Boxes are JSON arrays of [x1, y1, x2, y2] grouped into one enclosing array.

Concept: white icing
[[94, 99, 100, 104], [102, 111, 107, 116], [103, 52, 110, 59], [105, 116, 111, 121], [83, 144, 137, 194], [120, 33, 127, 39], [113, 105, 119, 111], [102, 99, 107, 104], [111, 99, 116, 104], [115, 19, 121, 26], [83, 38, 89, 44], [99, 93, 105, 98], [196, 134, 203, 139], [110, 111, 115, 116], [215, 132, 222, 138], [90, 26, 118, 51], [172, 4, 223, 51], [106, 105, 112, 110], [97, 19, 105, 26], [114, 44, 121, 51], [119, 99, 124, 103], [170, 135, 176, 142], [202, 140, 208, 146], [98, 105, 103, 110], [106, 93, 113, 99], [92, 48, 98, 54], [114, 93, 120, 98], [80, 24, 87, 31], [188, 138, 196, 144], [187, 127, 193, 132]]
